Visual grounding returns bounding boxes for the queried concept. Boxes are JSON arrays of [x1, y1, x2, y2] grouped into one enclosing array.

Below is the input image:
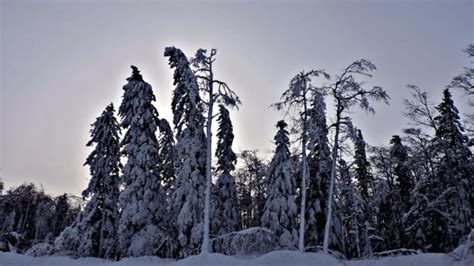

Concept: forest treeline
[[0, 44, 472, 260]]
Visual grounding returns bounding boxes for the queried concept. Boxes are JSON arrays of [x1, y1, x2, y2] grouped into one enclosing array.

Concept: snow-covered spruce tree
[[432, 89, 473, 250], [305, 91, 332, 249], [118, 66, 167, 257], [164, 47, 207, 257], [321, 60, 389, 253], [55, 104, 121, 259], [191, 48, 241, 253], [272, 70, 329, 251], [211, 105, 240, 236], [261, 120, 298, 249], [158, 118, 176, 195]]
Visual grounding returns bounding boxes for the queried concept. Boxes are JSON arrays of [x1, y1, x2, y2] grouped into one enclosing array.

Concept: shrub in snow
[[26, 243, 55, 257], [450, 229, 474, 260], [26, 233, 54, 257], [373, 248, 419, 258], [210, 227, 279, 255]]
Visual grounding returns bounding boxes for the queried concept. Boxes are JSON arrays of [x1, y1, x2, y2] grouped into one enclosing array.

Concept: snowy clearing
[[1, 250, 473, 266]]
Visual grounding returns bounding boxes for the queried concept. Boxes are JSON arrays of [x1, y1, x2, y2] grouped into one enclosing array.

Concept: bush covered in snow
[[26, 243, 55, 257], [210, 227, 279, 255], [449, 229, 474, 261]]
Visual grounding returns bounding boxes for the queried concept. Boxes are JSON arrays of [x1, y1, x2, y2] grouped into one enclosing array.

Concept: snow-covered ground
[[0, 250, 472, 266]]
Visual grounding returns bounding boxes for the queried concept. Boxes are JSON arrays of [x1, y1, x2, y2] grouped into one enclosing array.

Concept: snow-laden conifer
[[305, 91, 332, 248], [432, 89, 473, 247], [164, 47, 207, 257], [55, 104, 121, 259], [261, 120, 298, 249], [118, 66, 167, 257], [211, 105, 240, 236]]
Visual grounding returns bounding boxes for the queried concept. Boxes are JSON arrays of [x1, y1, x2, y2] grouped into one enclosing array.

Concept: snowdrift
[[1, 250, 473, 266]]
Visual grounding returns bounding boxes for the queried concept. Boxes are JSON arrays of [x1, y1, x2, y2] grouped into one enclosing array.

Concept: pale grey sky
[[1, 0, 472, 196]]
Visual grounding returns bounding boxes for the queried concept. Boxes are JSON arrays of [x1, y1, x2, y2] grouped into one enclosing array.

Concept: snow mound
[[0, 250, 472, 266], [254, 250, 342, 266], [210, 227, 278, 255]]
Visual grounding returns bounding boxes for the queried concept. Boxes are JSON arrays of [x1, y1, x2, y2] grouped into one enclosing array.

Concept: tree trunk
[[323, 105, 341, 253], [298, 87, 308, 252], [202, 60, 214, 254]]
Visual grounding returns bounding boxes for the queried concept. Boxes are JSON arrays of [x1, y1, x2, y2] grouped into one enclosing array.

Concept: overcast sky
[[1, 0, 472, 196]]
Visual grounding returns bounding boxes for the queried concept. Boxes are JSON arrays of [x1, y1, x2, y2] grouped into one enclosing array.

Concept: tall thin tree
[[191, 48, 241, 253]]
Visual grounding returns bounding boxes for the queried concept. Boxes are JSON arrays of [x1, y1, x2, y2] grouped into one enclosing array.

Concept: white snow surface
[[0, 250, 472, 266]]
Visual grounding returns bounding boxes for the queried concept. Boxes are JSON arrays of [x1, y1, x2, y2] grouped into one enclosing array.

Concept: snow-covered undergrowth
[[1, 250, 473, 266]]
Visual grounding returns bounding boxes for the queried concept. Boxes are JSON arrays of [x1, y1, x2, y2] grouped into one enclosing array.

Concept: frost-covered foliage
[[165, 47, 207, 257], [261, 121, 298, 249], [210, 227, 279, 255], [306, 91, 332, 248], [211, 105, 240, 236], [118, 66, 167, 257], [55, 104, 121, 259]]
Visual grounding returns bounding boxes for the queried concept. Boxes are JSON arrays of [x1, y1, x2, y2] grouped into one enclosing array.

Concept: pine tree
[[118, 66, 167, 257], [211, 105, 240, 236], [55, 104, 121, 258], [164, 47, 207, 257], [261, 120, 298, 249], [305, 91, 332, 248]]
